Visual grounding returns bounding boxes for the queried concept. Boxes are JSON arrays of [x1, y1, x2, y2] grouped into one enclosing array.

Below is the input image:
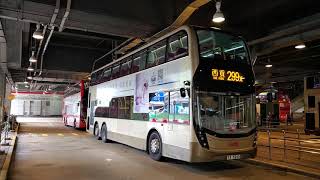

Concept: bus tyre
[[148, 132, 162, 161], [101, 124, 108, 143], [94, 123, 101, 140]]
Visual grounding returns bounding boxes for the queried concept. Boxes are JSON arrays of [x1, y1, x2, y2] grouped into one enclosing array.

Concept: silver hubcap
[[150, 138, 160, 153]]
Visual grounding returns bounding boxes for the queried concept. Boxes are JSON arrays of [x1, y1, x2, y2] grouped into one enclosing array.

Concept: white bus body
[[87, 26, 256, 162]]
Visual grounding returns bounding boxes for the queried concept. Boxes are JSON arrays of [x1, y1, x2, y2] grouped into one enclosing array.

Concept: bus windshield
[[197, 29, 249, 64], [196, 92, 255, 134]]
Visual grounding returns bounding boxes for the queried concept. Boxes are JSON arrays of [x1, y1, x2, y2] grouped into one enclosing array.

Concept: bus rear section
[[63, 81, 88, 129]]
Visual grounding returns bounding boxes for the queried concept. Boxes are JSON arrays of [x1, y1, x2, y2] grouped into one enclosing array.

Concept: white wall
[[10, 93, 63, 116]]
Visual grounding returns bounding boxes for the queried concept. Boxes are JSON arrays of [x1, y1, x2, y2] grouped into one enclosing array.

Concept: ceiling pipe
[[38, 27, 54, 77], [35, 25, 47, 58], [59, 0, 72, 32], [36, 0, 60, 77], [50, 0, 61, 27]]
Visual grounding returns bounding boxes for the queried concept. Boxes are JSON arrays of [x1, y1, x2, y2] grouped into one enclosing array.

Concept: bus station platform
[[3, 121, 316, 180]]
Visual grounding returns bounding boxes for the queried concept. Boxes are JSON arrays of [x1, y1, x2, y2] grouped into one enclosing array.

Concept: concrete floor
[[8, 122, 314, 180]]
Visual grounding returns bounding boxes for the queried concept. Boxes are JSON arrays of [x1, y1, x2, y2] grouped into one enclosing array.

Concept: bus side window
[[118, 96, 131, 119], [91, 72, 97, 85], [120, 57, 132, 77], [102, 68, 111, 81], [111, 64, 120, 79], [109, 98, 118, 118], [95, 70, 103, 83], [129, 96, 148, 121], [148, 92, 169, 122], [131, 51, 147, 73], [167, 31, 188, 61], [147, 40, 167, 68]]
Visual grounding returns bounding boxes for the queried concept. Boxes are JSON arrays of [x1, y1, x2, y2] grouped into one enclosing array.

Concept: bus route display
[[211, 68, 245, 82]]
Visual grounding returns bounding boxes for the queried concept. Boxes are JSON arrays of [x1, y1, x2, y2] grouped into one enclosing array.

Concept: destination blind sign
[[211, 68, 245, 82]]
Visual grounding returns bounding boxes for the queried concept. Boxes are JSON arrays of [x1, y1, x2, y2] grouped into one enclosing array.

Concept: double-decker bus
[[87, 26, 257, 162], [63, 80, 88, 129]]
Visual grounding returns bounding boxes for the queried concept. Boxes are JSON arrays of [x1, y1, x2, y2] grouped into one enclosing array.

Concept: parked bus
[[63, 80, 88, 129], [87, 26, 257, 162]]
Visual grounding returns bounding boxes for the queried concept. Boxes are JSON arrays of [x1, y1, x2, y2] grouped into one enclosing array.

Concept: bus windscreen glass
[[196, 92, 255, 134], [194, 29, 256, 135], [197, 29, 249, 64]]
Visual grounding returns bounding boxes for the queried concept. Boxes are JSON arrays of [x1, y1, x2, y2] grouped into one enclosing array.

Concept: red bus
[[62, 80, 88, 129]]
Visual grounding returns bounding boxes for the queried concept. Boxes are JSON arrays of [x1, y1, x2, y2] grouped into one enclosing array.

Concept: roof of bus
[[91, 25, 245, 74]]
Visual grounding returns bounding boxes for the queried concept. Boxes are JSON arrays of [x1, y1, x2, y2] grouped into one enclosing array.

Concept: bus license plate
[[227, 154, 241, 160]]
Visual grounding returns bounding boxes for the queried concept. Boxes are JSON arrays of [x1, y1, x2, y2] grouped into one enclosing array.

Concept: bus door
[[168, 91, 190, 129], [165, 90, 190, 158]]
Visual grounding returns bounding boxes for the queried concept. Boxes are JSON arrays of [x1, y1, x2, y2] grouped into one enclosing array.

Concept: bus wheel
[[94, 123, 101, 140], [148, 131, 162, 161], [101, 124, 108, 143]]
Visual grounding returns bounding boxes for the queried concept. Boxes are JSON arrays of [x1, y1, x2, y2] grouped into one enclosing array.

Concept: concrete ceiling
[[0, 0, 319, 93]]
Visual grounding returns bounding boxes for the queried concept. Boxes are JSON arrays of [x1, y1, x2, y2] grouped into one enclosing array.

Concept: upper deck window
[[167, 31, 188, 61], [102, 68, 111, 81], [197, 29, 249, 64], [111, 64, 120, 79], [147, 40, 167, 68], [120, 57, 132, 76], [132, 51, 147, 73]]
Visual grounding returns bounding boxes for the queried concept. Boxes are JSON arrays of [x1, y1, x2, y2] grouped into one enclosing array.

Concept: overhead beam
[[53, 31, 124, 41], [0, 0, 157, 38], [49, 43, 107, 52]]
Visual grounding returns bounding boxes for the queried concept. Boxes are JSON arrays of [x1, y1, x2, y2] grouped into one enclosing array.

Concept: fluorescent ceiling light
[[33, 24, 44, 40], [29, 51, 37, 63], [27, 66, 34, 71], [295, 43, 306, 49], [212, 1, 225, 23], [265, 64, 272, 68]]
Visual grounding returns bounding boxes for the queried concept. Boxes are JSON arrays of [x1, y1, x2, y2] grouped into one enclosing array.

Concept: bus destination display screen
[[211, 68, 245, 83]]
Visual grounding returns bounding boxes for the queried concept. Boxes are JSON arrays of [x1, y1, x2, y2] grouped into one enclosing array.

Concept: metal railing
[[0, 115, 17, 147], [259, 129, 320, 163], [0, 121, 10, 147]]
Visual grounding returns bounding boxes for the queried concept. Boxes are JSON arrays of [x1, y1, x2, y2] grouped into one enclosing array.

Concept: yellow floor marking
[[41, 134, 48, 137], [72, 133, 79, 136], [57, 133, 64, 136]]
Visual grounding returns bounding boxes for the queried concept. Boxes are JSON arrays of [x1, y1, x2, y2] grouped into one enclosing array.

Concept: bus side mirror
[[180, 88, 186, 98]]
